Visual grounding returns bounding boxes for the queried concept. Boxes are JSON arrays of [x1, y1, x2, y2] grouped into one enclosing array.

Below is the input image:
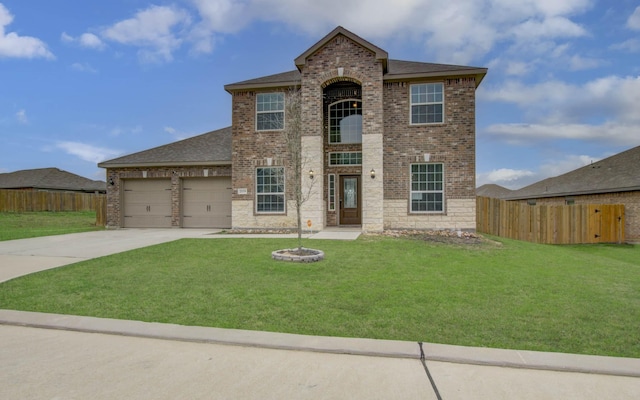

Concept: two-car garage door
[[122, 178, 231, 228]]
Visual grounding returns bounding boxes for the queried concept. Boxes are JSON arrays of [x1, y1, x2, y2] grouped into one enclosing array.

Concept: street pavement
[[0, 229, 639, 399]]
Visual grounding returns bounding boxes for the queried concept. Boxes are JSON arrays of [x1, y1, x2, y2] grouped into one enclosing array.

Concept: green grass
[[0, 211, 103, 241], [0, 235, 638, 358]]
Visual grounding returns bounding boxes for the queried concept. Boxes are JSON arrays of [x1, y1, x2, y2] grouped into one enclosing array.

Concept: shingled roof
[[0, 168, 106, 193], [476, 184, 513, 199], [224, 59, 487, 92], [504, 145, 640, 200], [98, 127, 231, 168], [224, 26, 486, 92]]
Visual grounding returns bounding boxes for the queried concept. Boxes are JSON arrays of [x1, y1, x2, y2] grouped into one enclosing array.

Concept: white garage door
[[123, 179, 172, 228], [182, 177, 232, 228]]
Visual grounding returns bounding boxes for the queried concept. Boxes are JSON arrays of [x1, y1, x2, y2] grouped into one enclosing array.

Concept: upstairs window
[[410, 163, 444, 212], [256, 93, 284, 131], [410, 83, 443, 124], [329, 100, 362, 143]]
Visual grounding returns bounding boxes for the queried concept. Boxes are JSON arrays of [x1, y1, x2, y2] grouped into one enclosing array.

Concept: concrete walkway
[[0, 229, 639, 399]]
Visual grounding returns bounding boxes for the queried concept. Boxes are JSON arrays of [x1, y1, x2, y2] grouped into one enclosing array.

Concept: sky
[[1, 0, 639, 189]]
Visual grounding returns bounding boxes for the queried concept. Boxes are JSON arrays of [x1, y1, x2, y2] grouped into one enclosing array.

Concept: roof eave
[[224, 80, 301, 93], [504, 186, 640, 200], [384, 68, 488, 87], [98, 161, 232, 169]]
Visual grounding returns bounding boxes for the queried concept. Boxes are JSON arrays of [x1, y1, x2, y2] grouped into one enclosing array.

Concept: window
[[329, 100, 362, 143], [256, 167, 285, 213], [328, 174, 336, 211], [410, 163, 444, 212], [410, 83, 443, 124], [256, 93, 284, 131], [329, 152, 362, 166]]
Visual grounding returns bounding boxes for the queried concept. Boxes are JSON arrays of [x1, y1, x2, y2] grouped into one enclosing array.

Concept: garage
[[122, 179, 172, 228], [182, 177, 232, 228]]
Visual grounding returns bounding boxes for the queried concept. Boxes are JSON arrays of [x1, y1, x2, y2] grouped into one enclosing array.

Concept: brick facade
[[228, 29, 482, 232]]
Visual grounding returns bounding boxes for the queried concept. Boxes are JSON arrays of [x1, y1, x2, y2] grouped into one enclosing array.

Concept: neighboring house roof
[[225, 26, 487, 92], [98, 127, 231, 168], [476, 184, 513, 199], [0, 168, 106, 193], [504, 145, 640, 200]]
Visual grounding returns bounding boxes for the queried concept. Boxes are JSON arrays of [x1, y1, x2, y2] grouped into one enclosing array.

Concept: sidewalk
[[0, 229, 638, 399]]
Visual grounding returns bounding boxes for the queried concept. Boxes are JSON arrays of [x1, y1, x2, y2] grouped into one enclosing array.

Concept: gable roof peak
[[294, 26, 388, 71]]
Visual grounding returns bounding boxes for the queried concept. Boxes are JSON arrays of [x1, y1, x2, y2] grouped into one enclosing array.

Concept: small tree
[[282, 88, 316, 251]]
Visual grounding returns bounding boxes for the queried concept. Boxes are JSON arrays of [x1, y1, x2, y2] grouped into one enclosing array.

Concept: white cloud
[[61, 32, 105, 49], [16, 109, 28, 124], [56, 142, 122, 164], [487, 168, 534, 182], [79, 33, 104, 49], [71, 62, 98, 73], [485, 122, 640, 147], [568, 54, 602, 70], [477, 153, 600, 189], [164, 126, 191, 140], [611, 38, 640, 52], [627, 6, 640, 30], [101, 5, 191, 63], [482, 75, 640, 125], [64, 0, 593, 64], [109, 126, 142, 137], [0, 4, 54, 59]]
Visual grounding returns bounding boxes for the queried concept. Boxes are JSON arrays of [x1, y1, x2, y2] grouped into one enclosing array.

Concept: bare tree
[[282, 88, 316, 251]]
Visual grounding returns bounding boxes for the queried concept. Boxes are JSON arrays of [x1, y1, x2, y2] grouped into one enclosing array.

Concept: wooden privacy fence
[[0, 190, 107, 226], [476, 196, 625, 244]]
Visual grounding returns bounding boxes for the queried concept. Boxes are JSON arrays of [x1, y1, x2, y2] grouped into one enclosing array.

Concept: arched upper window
[[329, 100, 362, 144]]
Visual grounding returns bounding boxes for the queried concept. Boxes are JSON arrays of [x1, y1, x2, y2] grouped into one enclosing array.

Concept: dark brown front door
[[339, 175, 361, 225]]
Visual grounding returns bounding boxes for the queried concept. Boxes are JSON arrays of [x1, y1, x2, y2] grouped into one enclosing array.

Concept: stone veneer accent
[[384, 198, 476, 231], [232, 200, 297, 229], [299, 33, 385, 231], [104, 165, 231, 229]]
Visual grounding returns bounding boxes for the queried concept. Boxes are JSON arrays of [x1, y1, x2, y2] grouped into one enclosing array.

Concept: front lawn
[[0, 235, 638, 358], [0, 211, 102, 241]]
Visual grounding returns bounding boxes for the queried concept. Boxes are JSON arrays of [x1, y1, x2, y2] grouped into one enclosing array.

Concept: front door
[[339, 175, 361, 225]]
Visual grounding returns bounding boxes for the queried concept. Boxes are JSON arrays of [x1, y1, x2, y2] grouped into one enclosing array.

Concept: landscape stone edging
[[271, 248, 325, 262]]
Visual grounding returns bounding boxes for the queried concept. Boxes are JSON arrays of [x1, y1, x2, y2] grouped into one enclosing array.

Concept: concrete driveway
[[1, 229, 639, 399], [0, 229, 219, 283]]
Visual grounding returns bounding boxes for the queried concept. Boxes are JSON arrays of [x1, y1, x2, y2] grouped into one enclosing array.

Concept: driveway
[[0, 229, 218, 283]]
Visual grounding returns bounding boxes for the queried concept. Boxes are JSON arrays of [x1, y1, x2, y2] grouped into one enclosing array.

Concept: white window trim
[[328, 152, 362, 166], [256, 92, 285, 131], [328, 174, 336, 211], [255, 166, 286, 214], [409, 83, 444, 125], [409, 163, 445, 214]]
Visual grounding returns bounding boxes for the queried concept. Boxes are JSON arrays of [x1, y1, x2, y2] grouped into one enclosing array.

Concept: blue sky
[[1, 0, 639, 188]]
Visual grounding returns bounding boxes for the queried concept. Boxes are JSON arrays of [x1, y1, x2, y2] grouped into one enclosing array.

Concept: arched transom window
[[329, 100, 362, 144]]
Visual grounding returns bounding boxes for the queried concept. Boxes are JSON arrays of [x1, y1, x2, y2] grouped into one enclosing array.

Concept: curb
[[1, 309, 639, 378]]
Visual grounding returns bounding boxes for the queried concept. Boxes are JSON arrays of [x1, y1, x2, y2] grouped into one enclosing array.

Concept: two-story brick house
[[99, 26, 487, 232]]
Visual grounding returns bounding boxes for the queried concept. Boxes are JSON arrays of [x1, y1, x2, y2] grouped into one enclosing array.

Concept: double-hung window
[[410, 83, 443, 124], [410, 163, 444, 212], [256, 93, 284, 131], [256, 167, 285, 213]]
